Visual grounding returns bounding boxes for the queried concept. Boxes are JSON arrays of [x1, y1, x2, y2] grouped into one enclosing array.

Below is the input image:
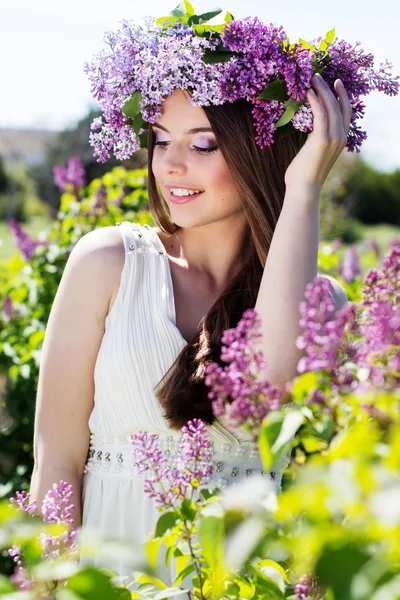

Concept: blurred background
[[0, 0, 399, 256]]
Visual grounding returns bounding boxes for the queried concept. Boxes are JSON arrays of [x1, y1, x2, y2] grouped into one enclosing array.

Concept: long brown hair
[[147, 97, 303, 429]]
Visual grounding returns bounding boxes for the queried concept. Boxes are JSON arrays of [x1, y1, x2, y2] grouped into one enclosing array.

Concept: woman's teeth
[[171, 189, 203, 196]]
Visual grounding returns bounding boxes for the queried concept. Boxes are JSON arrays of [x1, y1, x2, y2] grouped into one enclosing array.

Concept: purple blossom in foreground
[[204, 308, 281, 439], [9, 482, 77, 590], [357, 241, 400, 388], [53, 156, 86, 196], [295, 573, 323, 599], [131, 419, 214, 510], [340, 244, 361, 282], [295, 276, 359, 392], [177, 419, 214, 485], [8, 219, 47, 260]]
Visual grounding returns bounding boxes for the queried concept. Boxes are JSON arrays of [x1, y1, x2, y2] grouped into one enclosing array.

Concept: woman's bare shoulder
[[75, 225, 126, 312]]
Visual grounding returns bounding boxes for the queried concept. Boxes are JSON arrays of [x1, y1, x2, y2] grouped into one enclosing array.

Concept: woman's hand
[[284, 73, 353, 199]]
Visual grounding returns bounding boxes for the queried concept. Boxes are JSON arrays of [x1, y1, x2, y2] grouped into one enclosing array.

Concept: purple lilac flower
[[3, 294, 16, 321], [53, 156, 86, 196], [340, 244, 361, 282], [295, 573, 323, 599], [9, 482, 77, 589], [8, 219, 46, 260], [369, 238, 380, 257], [282, 44, 314, 102], [131, 432, 173, 509], [291, 100, 314, 132], [204, 308, 281, 439], [330, 238, 343, 251], [131, 420, 214, 510], [357, 242, 400, 389], [295, 276, 359, 392], [251, 99, 286, 149], [177, 419, 214, 485]]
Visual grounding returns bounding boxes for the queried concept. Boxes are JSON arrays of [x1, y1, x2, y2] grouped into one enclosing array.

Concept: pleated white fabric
[[80, 220, 294, 589]]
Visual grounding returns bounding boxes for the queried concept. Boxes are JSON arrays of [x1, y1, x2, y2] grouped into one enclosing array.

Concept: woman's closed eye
[[154, 141, 219, 155]]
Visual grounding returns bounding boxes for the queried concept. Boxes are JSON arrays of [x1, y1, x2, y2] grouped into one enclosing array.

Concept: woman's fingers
[[306, 86, 328, 144], [334, 78, 353, 134], [310, 73, 350, 145]]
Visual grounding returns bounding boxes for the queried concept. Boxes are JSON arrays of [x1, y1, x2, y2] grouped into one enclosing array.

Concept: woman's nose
[[162, 144, 187, 175]]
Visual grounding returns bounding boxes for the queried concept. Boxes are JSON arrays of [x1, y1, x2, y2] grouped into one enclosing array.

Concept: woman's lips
[[169, 190, 204, 204]]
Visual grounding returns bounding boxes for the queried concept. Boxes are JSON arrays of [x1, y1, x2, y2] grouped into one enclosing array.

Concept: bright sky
[[1, 0, 399, 171]]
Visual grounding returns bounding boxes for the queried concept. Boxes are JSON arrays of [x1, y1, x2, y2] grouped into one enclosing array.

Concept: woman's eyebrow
[[153, 123, 213, 134]]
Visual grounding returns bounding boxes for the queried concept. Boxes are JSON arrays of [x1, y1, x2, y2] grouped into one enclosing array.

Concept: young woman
[[29, 71, 350, 582]]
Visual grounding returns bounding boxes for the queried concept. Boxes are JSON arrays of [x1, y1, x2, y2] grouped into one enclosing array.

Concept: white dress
[[81, 221, 294, 588]]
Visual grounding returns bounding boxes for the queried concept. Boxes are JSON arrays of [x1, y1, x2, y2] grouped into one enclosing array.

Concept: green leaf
[[183, 0, 195, 15], [66, 567, 116, 600], [174, 563, 196, 586], [128, 113, 144, 137], [199, 488, 215, 502], [298, 38, 309, 49], [156, 15, 181, 26], [132, 571, 168, 589], [193, 8, 222, 22], [180, 498, 198, 521], [121, 91, 143, 119], [290, 372, 321, 403], [139, 130, 149, 149], [315, 541, 370, 600], [171, 2, 187, 16], [202, 50, 234, 64], [198, 515, 224, 569], [275, 97, 304, 128], [319, 40, 328, 51], [301, 435, 328, 453], [325, 27, 335, 44], [0, 575, 17, 593], [247, 564, 286, 599], [259, 410, 303, 471], [258, 79, 288, 101], [155, 511, 180, 538], [145, 537, 161, 570]]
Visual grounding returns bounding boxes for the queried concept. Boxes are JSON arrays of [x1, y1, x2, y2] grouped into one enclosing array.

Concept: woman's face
[[151, 89, 243, 229]]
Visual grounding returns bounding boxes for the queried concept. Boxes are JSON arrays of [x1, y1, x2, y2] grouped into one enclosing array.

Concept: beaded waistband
[[83, 432, 290, 490]]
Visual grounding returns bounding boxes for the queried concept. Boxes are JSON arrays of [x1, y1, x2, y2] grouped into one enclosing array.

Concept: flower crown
[[84, 1, 399, 163]]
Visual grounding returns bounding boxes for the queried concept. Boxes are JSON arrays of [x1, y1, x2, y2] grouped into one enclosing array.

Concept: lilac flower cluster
[[295, 573, 323, 600], [358, 241, 400, 387], [204, 308, 281, 440], [3, 294, 17, 321], [295, 276, 362, 392], [53, 156, 86, 196], [85, 9, 399, 161], [8, 219, 47, 260], [294, 240, 399, 397], [9, 482, 77, 591], [131, 418, 213, 510], [339, 244, 361, 283]]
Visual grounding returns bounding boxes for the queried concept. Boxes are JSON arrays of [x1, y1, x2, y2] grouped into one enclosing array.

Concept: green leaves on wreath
[[121, 91, 149, 149]]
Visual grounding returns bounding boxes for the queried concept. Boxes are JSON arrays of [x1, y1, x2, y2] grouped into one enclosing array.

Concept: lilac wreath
[[84, 1, 399, 162]]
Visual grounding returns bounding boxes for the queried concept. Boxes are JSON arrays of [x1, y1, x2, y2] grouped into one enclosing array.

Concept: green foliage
[[333, 157, 400, 226]]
